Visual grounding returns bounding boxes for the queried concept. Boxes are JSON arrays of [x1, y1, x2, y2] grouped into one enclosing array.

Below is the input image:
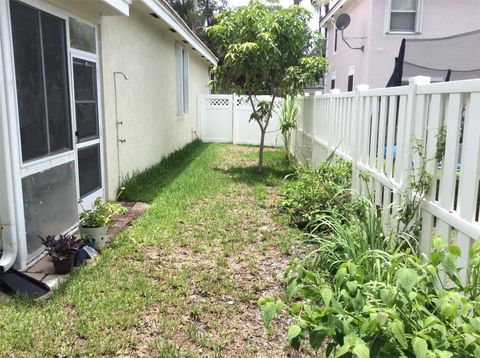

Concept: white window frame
[[176, 43, 189, 116], [385, 0, 423, 35]]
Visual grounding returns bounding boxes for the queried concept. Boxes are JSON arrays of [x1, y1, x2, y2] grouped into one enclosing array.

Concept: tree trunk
[[192, 0, 198, 31], [285, 132, 291, 161], [258, 127, 266, 171]]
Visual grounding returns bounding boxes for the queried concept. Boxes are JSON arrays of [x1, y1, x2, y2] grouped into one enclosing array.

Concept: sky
[[226, 0, 321, 31]]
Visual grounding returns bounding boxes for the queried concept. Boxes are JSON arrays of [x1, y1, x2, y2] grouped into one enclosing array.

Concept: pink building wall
[[324, 0, 480, 92]]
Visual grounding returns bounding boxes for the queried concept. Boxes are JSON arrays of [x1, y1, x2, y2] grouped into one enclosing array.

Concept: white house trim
[[319, 0, 350, 28], [348, 65, 355, 76], [141, 0, 218, 65], [102, 0, 132, 16]]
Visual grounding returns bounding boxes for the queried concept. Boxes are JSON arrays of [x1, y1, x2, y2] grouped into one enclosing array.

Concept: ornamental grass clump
[[306, 200, 416, 277]]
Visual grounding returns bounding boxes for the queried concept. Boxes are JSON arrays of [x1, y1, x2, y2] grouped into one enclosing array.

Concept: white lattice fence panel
[[199, 95, 233, 142]]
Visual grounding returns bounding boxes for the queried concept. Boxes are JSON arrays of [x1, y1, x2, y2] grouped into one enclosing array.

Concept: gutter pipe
[[0, 42, 17, 272]]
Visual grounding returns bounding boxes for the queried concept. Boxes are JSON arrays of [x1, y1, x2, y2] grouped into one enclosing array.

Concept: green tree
[[167, 0, 226, 40], [206, 0, 328, 170]]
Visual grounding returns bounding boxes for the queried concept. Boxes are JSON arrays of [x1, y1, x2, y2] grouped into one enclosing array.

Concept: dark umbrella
[[445, 69, 452, 82], [386, 38, 406, 87]]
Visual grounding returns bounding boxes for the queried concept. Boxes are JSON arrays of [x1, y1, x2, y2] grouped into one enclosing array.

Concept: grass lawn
[[0, 141, 302, 357]]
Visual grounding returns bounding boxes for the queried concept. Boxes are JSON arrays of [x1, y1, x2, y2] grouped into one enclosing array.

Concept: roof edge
[[140, 0, 218, 65], [319, 0, 350, 28]]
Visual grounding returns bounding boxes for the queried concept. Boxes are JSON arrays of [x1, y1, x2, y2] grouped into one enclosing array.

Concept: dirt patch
[[124, 146, 309, 357]]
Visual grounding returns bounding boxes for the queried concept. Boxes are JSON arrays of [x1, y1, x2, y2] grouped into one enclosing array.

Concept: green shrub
[[260, 237, 480, 357], [306, 200, 416, 278], [281, 160, 353, 229]]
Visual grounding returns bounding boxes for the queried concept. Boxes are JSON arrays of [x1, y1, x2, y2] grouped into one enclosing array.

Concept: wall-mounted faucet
[[114, 71, 129, 186]]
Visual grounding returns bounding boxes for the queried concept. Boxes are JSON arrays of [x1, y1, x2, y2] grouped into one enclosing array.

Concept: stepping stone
[[26, 257, 55, 274]]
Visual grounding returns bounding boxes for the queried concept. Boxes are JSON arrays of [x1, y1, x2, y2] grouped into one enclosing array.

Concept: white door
[[72, 57, 104, 210]]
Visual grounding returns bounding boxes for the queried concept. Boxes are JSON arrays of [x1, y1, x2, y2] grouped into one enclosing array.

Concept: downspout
[[0, 41, 17, 272]]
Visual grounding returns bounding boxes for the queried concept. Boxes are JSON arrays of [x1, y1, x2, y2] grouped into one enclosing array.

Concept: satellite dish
[[336, 13, 351, 31]]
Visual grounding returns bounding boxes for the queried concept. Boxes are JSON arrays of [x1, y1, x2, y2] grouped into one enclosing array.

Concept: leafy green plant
[[281, 160, 353, 229], [277, 96, 299, 161], [79, 197, 127, 228], [260, 237, 480, 357], [396, 139, 433, 237]]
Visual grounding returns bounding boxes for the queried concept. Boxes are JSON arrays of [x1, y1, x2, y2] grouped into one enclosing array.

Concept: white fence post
[[351, 84, 369, 195], [400, 76, 431, 186], [232, 93, 237, 144], [196, 94, 204, 140]]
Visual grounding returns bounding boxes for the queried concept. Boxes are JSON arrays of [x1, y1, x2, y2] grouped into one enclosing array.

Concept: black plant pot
[[53, 253, 75, 274]]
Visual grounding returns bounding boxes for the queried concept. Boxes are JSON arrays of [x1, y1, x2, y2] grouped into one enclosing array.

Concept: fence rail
[[197, 94, 282, 147], [293, 77, 480, 279]]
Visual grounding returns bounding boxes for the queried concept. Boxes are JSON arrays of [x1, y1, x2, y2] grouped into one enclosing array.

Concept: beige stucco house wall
[[101, 5, 210, 199], [323, 0, 480, 91]]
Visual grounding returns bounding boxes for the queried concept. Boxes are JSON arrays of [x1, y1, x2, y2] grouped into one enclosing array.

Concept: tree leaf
[[309, 329, 326, 350], [257, 297, 283, 328], [448, 244, 461, 257], [286, 278, 302, 301], [441, 253, 458, 275], [335, 343, 351, 357], [287, 324, 302, 344], [412, 337, 429, 358], [396, 268, 417, 293], [433, 236, 446, 250], [389, 321, 407, 349], [352, 343, 370, 358], [320, 287, 333, 307]]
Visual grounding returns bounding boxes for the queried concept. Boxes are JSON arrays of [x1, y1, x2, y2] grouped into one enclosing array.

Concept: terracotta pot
[[79, 225, 108, 250], [53, 252, 75, 274]]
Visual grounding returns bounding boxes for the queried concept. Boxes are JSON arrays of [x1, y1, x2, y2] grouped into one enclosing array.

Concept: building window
[[331, 79, 335, 90], [10, 0, 72, 162], [347, 75, 354, 91], [176, 44, 189, 115], [69, 17, 96, 54], [389, 0, 419, 33], [334, 28, 338, 52], [323, 27, 328, 57]]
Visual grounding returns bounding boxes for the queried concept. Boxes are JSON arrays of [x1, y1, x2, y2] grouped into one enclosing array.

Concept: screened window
[[78, 144, 101, 197], [73, 59, 98, 141], [389, 0, 418, 33], [331, 79, 335, 90], [176, 44, 189, 115], [10, 0, 72, 162]]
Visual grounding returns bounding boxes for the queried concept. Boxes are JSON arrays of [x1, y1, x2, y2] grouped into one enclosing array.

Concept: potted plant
[[79, 198, 127, 250], [39, 234, 82, 274]]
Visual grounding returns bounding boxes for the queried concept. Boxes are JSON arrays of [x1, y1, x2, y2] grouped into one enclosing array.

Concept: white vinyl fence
[[293, 77, 480, 278], [197, 94, 282, 146]]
